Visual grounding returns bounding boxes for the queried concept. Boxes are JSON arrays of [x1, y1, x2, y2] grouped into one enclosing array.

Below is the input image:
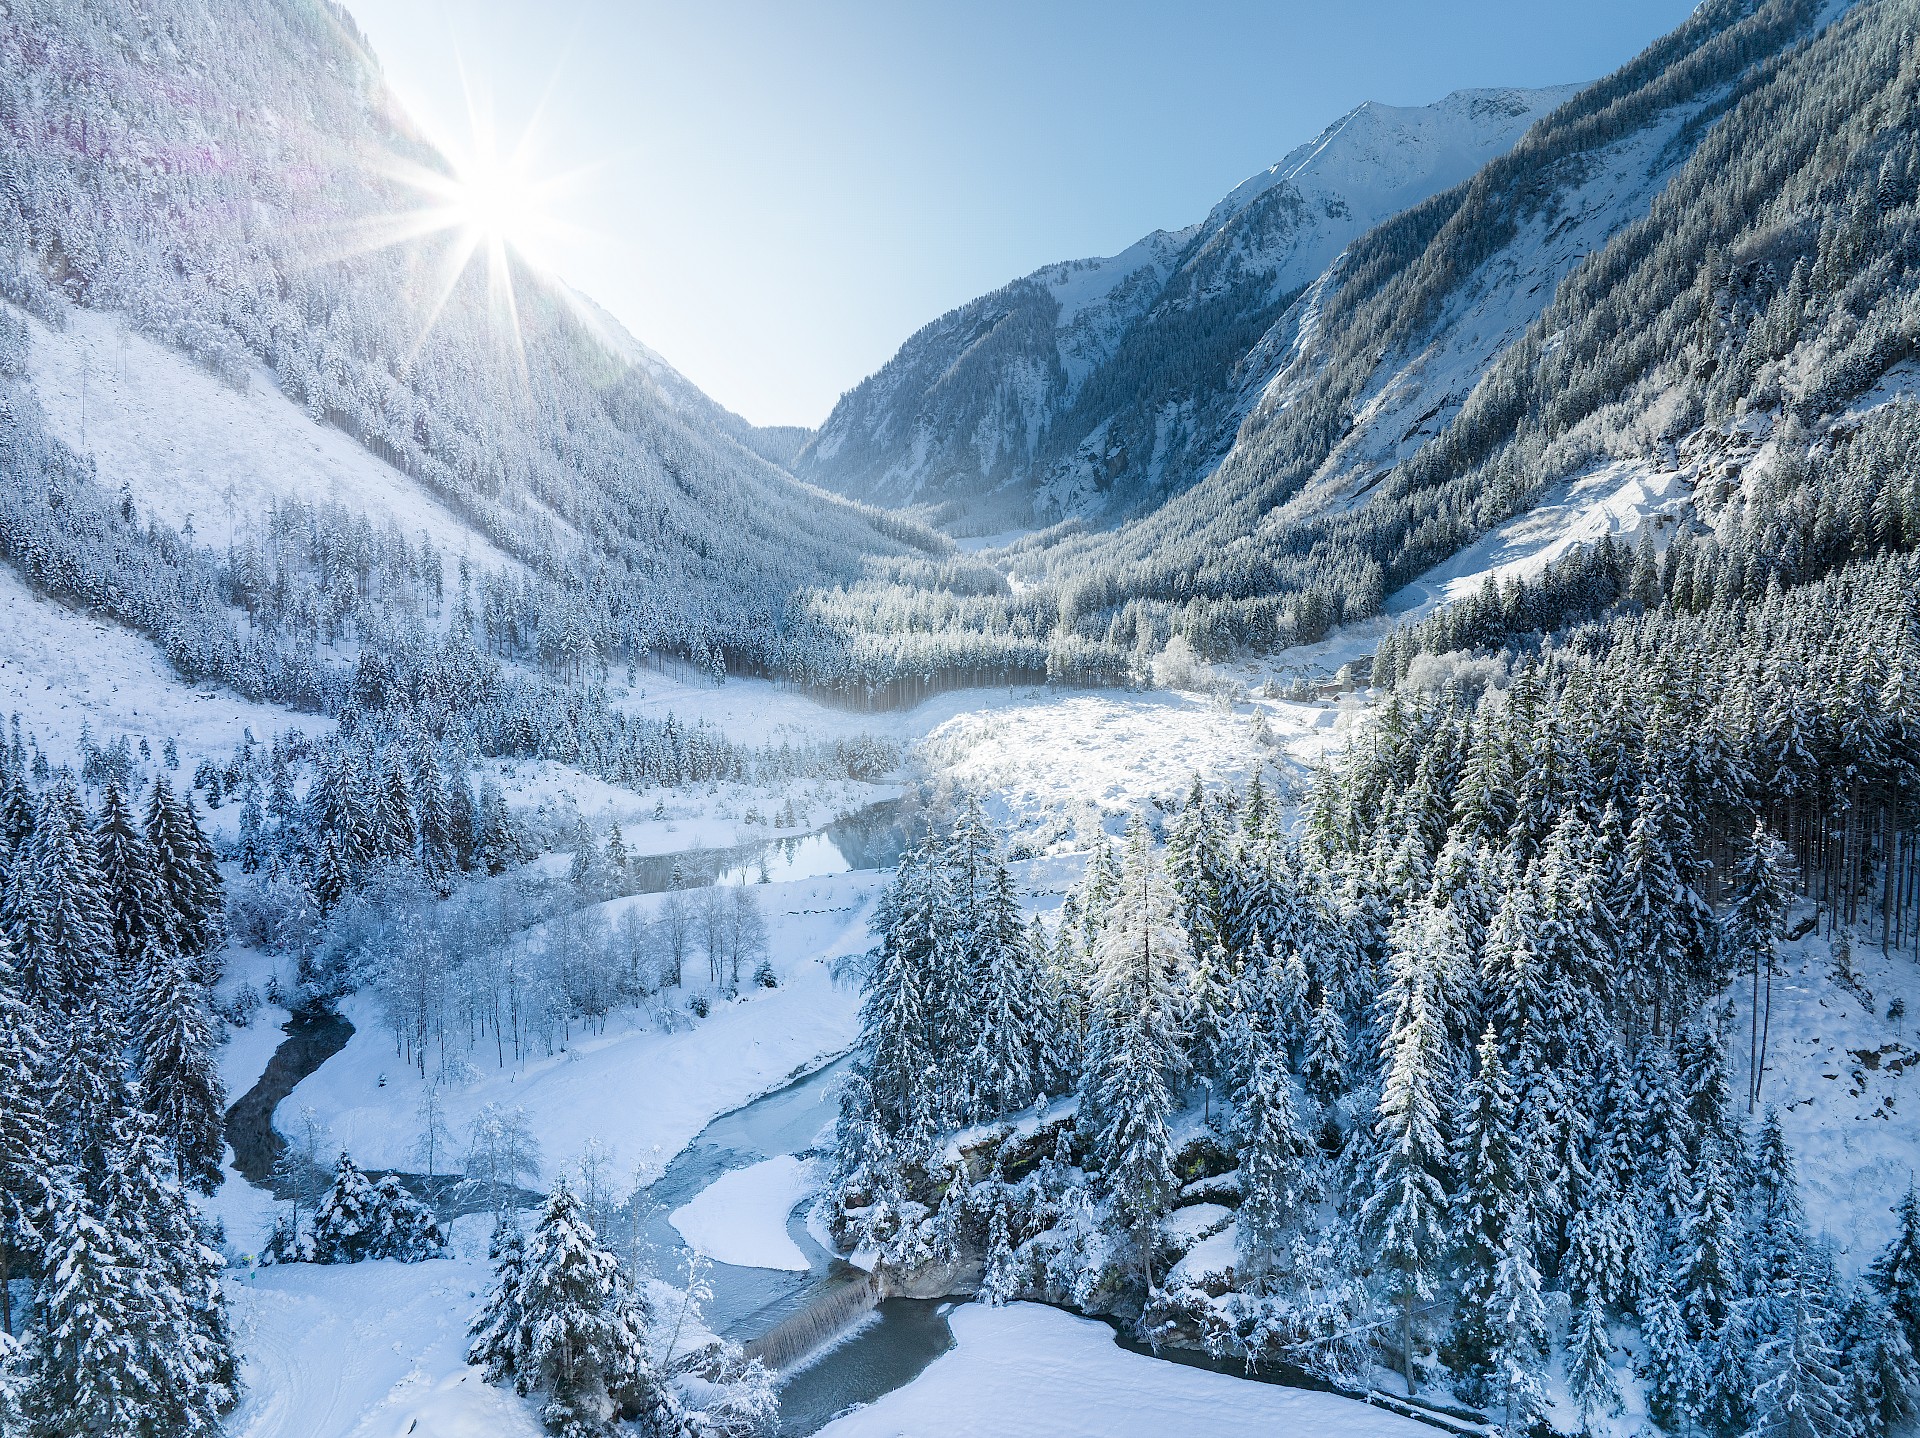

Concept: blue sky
[[344, 0, 1695, 428]]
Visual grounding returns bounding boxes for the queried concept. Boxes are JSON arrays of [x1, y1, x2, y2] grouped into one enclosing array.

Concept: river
[[225, 796, 949, 1435]]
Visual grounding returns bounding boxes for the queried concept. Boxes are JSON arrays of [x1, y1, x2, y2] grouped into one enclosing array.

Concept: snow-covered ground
[[814, 1302, 1434, 1438], [1732, 920, 1919, 1268], [276, 872, 886, 1198], [223, 1216, 541, 1438], [0, 563, 324, 772], [22, 304, 518, 572], [670, 1155, 817, 1272]]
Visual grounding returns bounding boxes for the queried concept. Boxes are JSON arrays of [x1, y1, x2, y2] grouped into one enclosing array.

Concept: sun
[[444, 147, 544, 257]]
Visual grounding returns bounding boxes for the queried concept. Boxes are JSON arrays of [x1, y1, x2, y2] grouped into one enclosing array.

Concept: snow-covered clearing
[[1731, 921, 1920, 1268], [1387, 457, 1692, 616], [223, 1217, 542, 1438], [278, 871, 885, 1195], [814, 1302, 1433, 1438], [22, 304, 517, 571], [0, 563, 324, 771], [670, 1155, 817, 1272]]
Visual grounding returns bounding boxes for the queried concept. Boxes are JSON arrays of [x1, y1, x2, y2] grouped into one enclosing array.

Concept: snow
[[1386, 457, 1692, 616], [223, 1217, 544, 1438], [1168, 1225, 1240, 1289], [277, 871, 884, 1194], [814, 1301, 1434, 1438], [22, 305, 518, 570], [1730, 918, 1920, 1270], [669, 1155, 817, 1272], [0, 563, 325, 771]]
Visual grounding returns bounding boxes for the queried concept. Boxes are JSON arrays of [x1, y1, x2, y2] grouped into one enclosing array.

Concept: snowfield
[[23, 304, 519, 571], [670, 1155, 818, 1272], [0, 563, 324, 772], [814, 1302, 1433, 1438], [223, 1217, 543, 1438]]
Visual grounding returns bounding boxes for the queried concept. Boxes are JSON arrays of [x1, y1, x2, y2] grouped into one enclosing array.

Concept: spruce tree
[[963, 860, 1041, 1119], [468, 1179, 665, 1437], [1567, 1292, 1622, 1434], [310, 1152, 379, 1263], [0, 935, 49, 1338], [1083, 815, 1186, 1287], [136, 945, 228, 1194], [1303, 993, 1347, 1105], [1362, 939, 1452, 1395], [1235, 1031, 1308, 1276], [1835, 1280, 1919, 1438], [92, 776, 162, 983], [1870, 1185, 1920, 1358], [1446, 1026, 1521, 1393]]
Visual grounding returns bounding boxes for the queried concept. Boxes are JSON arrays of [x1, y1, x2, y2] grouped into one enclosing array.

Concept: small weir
[[744, 1269, 884, 1371]]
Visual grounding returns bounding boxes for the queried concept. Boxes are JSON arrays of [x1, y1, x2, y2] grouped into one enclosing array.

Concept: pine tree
[[1489, 1202, 1549, 1438], [368, 1174, 443, 1261], [1081, 816, 1186, 1287], [92, 776, 163, 984], [136, 945, 228, 1194], [469, 1216, 527, 1383], [14, 780, 114, 1010], [1567, 1292, 1622, 1434], [0, 934, 50, 1338], [856, 844, 953, 1134], [1836, 1280, 1919, 1438], [1446, 1026, 1521, 1393], [963, 860, 1042, 1119], [310, 1152, 379, 1263], [144, 777, 221, 963], [1640, 1266, 1700, 1435], [1726, 821, 1793, 1110], [1363, 939, 1452, 1395], [1870, 1185, 1920, 1359], [1304, 993, 1348, 1105], [1746, 1263, 1852, 1438], [467, 1179, 665, 1437], [1236, 1031, 1308, 1277]]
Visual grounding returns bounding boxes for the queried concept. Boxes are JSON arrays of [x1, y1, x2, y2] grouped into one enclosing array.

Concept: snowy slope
[[797, 85, 1576, 521], [21, 305, 520, 569], [0, 563, 323, 771]]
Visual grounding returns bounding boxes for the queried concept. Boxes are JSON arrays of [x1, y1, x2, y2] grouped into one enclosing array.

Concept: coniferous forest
[[2, 0, 1920, 1434]]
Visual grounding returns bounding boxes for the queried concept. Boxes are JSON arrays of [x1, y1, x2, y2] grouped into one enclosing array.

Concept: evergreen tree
[[92, 777, 162, 984], [856, 844, 954, 1134], [1363, 938, 1452, 1395], [467, 1179, 666, 1438], [1567, 1292, 1622, 1435], [310, 1153, 379, 1263], [1836, 1280, 1919, 1438], [1446, 1026, 1521, 1394], [368, 1174, 443, 1261], [1083, 815, 1186, 1287], [1870, 1185, 1920, 1359], [1746, 1265, 1852, 1438], [964, 861, 1042, 1119], [144, 777, 221, 963], [1488, 1202, 1549, 1438], [0, 935, 50, 1338], [136, 946, 227, 1194], [1303, 993, 1348, 1105], [1235, 1031, 1308, 1276]]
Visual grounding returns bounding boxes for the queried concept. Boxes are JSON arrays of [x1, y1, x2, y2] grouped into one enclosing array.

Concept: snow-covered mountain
[[795, 85, 1577, 523]]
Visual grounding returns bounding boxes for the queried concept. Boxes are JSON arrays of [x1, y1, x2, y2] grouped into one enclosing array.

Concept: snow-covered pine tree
[[1303, 993, 1347, 1105], [1869, 1185, 1920, 1358], [1835, 1279, 1919, 1438], [1446, 1026, 1521, 1396], [468, 1178, 666, 1438], [13, 779, 114, 1011], [1235, 1025, 1308, 1277], [1083, 814, 1187, 1288], [136, 944, 227, 1194], [1746, 1259, 1852, 1438], [963, 859, 1042, 1120], [92, 776, 163, 985], [857, 843, 955, 1134], [368, 1174, 444, 1261], [1567, 1292, 1622, 1435], [1362, 929, 1453, 1396], [144, 776, 222, 965], [469, 1215, 526, 1383], [0, 934, 49, 1338], [310, 1152, 379, 1263], [1488, 1201, 1549, 1438], [1726, 820, 1793, 1111], [1641, 1264, 1700, 1435]]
